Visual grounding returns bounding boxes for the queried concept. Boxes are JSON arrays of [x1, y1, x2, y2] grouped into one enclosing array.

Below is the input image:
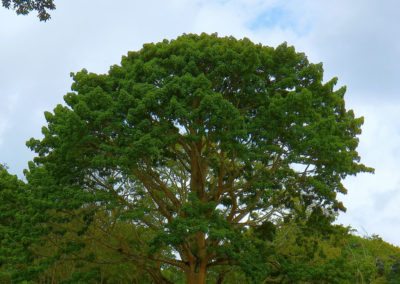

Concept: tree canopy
[[14, 33, 373, 283], [0, 165, 38, 282], [1, 0, 55, 21]]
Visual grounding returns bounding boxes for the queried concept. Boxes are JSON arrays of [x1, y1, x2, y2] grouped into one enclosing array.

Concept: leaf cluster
[[2, 0, 55, 21]]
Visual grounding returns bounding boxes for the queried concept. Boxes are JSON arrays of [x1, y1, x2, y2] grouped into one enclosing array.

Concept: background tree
[[0, 165, 43, 282], [1, 0, 55, 21], [26, 33, 372, 283]]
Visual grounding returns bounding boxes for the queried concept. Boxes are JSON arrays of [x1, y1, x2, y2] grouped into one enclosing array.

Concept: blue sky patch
[[248, 6, 310, 36]]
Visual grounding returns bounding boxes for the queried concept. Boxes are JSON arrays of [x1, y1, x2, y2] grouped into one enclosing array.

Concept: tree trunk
[[185, 264, 207, 284]]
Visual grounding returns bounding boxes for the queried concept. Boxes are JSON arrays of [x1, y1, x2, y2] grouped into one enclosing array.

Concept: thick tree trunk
[[185, 264, 207, 284]]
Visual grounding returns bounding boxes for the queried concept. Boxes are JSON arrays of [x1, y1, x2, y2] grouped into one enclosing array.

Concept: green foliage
[[261, 222, 400, 284], [0, 164, 40, 282], [1, 0, 55, 21], [5, 33, 373, 282]]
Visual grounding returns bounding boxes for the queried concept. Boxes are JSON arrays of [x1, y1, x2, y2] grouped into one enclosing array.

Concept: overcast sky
[[1, 0, 400, 245]]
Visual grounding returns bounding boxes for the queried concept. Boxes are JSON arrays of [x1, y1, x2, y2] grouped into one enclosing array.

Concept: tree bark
[[185, 264, 207, 284]]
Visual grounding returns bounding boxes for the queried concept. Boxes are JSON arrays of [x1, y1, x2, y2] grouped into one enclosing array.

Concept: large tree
[[27, 33, 372, 283], [2, 0, 55, 21]]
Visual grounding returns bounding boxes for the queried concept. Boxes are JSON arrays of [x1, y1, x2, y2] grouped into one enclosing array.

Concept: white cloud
[[0, 93, 19, 145], [337, 103, 400, 244]]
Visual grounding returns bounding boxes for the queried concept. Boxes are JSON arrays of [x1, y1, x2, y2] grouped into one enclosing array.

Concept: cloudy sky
[[1, 0, 400, 245]]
